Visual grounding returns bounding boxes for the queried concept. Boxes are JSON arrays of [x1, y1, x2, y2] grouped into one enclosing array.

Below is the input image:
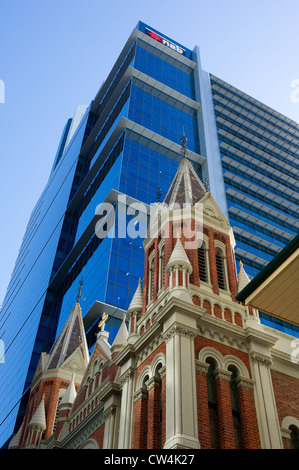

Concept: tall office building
[[0, 21, 298, 447]]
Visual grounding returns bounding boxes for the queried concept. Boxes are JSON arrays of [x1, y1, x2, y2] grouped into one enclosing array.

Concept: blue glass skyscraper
[[0, 21, 298, 447]]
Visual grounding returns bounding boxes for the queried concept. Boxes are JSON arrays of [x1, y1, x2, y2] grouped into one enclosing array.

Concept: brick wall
[[271, 369, 299, 448], [194, 336, 261, 449], [84, 422, 105, 448], [194, 337, 251, 375]]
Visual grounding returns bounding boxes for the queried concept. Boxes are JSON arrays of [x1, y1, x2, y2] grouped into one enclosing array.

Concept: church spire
[[163, 135, 206, 207], [46, 280, 89, 370]]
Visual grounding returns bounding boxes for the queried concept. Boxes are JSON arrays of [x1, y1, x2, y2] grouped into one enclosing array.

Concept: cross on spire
[[75, 277, 84, 303], [204, 178, 210, 192], [180, 132, 189, 160], [156, 187, 162, 202]]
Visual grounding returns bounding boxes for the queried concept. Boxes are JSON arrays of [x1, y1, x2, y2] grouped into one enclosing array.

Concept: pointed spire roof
[[29, 395, 46, 430], [127, 279, 143, 314], [60, 373, 77, 406], [112, 314, 128, 349], [9, 422, 23, 448], [46, 301, 89, 370], [163, 136, 206, 207], [166, 237, 193, 273], [237, 261, 251, 293]]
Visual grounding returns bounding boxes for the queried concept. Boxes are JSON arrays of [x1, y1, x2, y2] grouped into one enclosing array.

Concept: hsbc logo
[[146, 28, 185, 55]]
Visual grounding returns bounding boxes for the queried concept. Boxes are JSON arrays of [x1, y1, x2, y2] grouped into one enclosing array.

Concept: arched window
[[148, 252, 155, 302], [197, 241, 208, 282], [206, 359, 220, 449], [215, 247, 226, 290], [228, 367, 244, 449], [290, 425, 299, 449], [154, 363, 163, 449], [142, 375, 149, 448], [158, 242, 165, 292]]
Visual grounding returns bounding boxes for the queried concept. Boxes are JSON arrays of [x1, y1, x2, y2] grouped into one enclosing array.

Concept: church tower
[[12, 136, 293, 450], [128, 136, 268, 449], [10, 287, 90, 449]]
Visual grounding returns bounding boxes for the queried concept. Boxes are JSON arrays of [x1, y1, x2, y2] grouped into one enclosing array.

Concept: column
[[160, 366, 166, 448], [118, 369, 135, 449], [163, 324, 200, 449], [103, 405, 117, 449], [250, 353, 283, 449]]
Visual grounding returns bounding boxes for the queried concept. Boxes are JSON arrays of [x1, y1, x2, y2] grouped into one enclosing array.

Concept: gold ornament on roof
[[98, 312, 108, 331]]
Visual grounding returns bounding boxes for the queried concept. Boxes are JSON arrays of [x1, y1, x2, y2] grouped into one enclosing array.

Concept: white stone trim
[[136, 365, 151, 390], [281, 416, 299, 440], [197, 347, 250, 378], [197, 346, 224, 369], [79, 438, 100, 449]]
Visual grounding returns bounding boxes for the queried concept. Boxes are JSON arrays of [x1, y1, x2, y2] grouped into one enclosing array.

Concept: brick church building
[[9, 142, 299, 450]]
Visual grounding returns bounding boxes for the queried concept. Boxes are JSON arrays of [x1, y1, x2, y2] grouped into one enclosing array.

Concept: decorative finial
[[156, 187, 162, 202], [180, 133, 189, 160], [75, 276, 84, 303], [203, 178, 210, 192], [98, 312, 108, 331]]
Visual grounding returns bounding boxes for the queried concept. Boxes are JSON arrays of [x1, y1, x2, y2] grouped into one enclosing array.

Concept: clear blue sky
[[0, 0, 298, 304]]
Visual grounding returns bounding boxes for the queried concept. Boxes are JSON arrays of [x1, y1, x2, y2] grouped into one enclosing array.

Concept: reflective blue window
[[134, 44, 195, 99], [120, 135, 202, 205], [259, 312, 299, 338], [128, 83, 199, 154]]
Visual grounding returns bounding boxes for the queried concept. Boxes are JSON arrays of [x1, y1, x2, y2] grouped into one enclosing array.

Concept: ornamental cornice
[[197, 315, 248, 352], [195, 360, 210, 374], [28, 424, 44, 432], [281, 428, 292, 439], [162, 324, 197, 344], [189, 284, 246, 315], [213, 367, 232, 381], [250, 352, 272, 368], [133, 388, 148, 403], [119, 368, 135, 387], [62, 406, 105, 449], [159, 365, 166, 379], [95, 379, 120, 405], [103, 405, 116, 422], [135, 332, 164, 367], [235, 376, 255, 390], [145, 376, 161, 390]]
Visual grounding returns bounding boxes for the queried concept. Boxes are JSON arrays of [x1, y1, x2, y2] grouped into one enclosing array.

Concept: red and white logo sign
[[146, 28, 185, 55]]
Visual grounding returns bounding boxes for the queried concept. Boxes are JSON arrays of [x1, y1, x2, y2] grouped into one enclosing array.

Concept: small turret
[[166, 237, 193, 303], [127, 279, 143, 344], [237, 261, 251, 293], [111, 314, 129, 355], [25, 395, 47, 449]]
